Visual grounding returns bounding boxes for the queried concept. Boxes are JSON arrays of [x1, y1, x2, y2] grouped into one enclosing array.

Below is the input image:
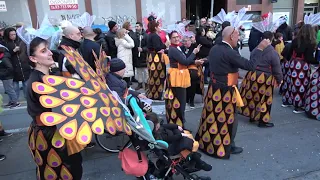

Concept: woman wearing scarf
[[164, 31, 202, 127]]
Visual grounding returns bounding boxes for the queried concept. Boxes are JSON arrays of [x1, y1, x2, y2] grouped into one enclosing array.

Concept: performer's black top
[[147, 33, 166, 52], [208, 42, 262, 84], [26, 70, 51, 120], [288, 38, 317, 64], [168, 45, 196, 67]]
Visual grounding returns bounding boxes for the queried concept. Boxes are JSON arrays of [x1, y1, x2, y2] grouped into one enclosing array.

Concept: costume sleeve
[[169, 47, 196, 66], [271, 52, 283, 84], [122, 34, 135, 49], [228, 48, 263, 71]]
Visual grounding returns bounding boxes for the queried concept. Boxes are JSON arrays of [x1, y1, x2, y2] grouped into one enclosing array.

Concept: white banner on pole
[[0, 1, 7, 12]]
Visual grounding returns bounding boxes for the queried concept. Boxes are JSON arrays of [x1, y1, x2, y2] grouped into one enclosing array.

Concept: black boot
[[191, 153, 212, 171], [258, 122, 274, 128], [135, 83, 143, 90]]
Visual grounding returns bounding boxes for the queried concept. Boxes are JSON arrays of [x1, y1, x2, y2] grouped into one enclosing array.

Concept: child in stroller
[[144, 112, 212, 180]]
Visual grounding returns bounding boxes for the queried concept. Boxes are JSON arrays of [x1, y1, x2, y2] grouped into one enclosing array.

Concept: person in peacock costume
[[19, 15, 136, 179], [303, 13, 320, 120], [163, 31, 202, 127], [281, 14, 319, 114], [238, 13, 286, 128], [146, 20, 169, 100], [195, 8, 271, 159]]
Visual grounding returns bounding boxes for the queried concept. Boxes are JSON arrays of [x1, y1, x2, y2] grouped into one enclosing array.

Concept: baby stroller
[[119, 94, 212, 180]]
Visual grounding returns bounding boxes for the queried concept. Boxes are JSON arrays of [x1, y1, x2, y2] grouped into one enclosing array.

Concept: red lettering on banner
[[49, 4, 78, 10]]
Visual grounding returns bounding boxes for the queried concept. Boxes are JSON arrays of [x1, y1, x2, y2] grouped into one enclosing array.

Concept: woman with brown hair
[[282, 24, 317, 113], [26, 37, 83, 180], [146, 20, 168, 100]]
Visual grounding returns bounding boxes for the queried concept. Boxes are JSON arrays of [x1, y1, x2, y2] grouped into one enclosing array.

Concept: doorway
[[186, 0, 227, 23]]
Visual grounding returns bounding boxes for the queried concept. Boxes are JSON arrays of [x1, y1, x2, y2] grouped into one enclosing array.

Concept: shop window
[[236, 0, 262, 5]]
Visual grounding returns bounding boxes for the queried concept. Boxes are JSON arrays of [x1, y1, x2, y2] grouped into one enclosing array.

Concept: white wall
[[91, 0, 137, 26], [0, 0, 32, 26], [141, 0, 181, 28], [35, 0, 86, 24]]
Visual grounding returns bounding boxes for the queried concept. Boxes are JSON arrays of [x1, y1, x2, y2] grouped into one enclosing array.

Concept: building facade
[[0, 0, 183, 28], [0, 0, 310, 28]]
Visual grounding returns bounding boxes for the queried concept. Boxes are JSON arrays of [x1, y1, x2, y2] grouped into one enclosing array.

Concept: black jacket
[[248, 27, 263, 52], [105, 72, 140, 100], [3, 40, 31, 82], [79, 39, 100, 71], [134, 30, 148, 67], [105, 31, 117, 58], [94, 33, 108, 53], [276, 23, 293, 42], [156, 124, 194, 155], [195, 35, 213, 59], [128, 30, 138, 67], [58, 37, 81, 75], [0, 47, 13, 80]]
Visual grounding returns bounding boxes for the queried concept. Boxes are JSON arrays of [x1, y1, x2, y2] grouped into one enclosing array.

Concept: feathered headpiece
[[210, 9, 236, 25], [211, 7, 252, 28], [16, 15, 61, 55], [71, 12, 96, 28], [143, 12, 164, 30], [230, 7, 253, 28], [164, 20, 194, 37], [303, 13, 320, 26], [252, 12, 287, 33]]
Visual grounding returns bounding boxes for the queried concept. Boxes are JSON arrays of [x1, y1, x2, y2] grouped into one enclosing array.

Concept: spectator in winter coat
[[248, 27, 263, 52], [105, 21, 118, 58], [276, 22, 293, 42], [134, 22, 148, 90], [93, 28, 108, 53], [0, 44, 19, 108], [105, 58, 146, 100], [79, 27, 100, 71], [196, 27, 213, 84], [115, 28, 135, 87], [123, 21, 139, 83], [3, 27, 31, 102]]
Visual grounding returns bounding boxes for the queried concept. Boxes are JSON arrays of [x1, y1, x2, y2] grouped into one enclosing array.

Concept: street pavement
[[1, 47, 320, 180]]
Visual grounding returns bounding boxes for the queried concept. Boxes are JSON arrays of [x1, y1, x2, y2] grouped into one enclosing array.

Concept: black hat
[[108, 21, 117, 30], [110, 58, 126, 72]]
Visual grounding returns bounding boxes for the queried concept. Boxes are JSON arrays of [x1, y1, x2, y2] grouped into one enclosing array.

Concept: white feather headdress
[[252, 12, 287, 33], [230, 7, 253, 28], [164, 20, 194, 37], [71, 12, 96, 28], [210, 9, 236, 25], [17, 15, 62, 55], [304, 13, 320, 26], [211, 7, 252, 28]]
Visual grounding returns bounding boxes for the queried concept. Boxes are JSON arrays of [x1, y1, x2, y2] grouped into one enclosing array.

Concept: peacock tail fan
[[31, 46, 131, 146]]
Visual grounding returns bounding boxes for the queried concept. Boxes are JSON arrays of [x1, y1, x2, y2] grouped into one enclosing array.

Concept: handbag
[[118, 148, 148, 177]]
